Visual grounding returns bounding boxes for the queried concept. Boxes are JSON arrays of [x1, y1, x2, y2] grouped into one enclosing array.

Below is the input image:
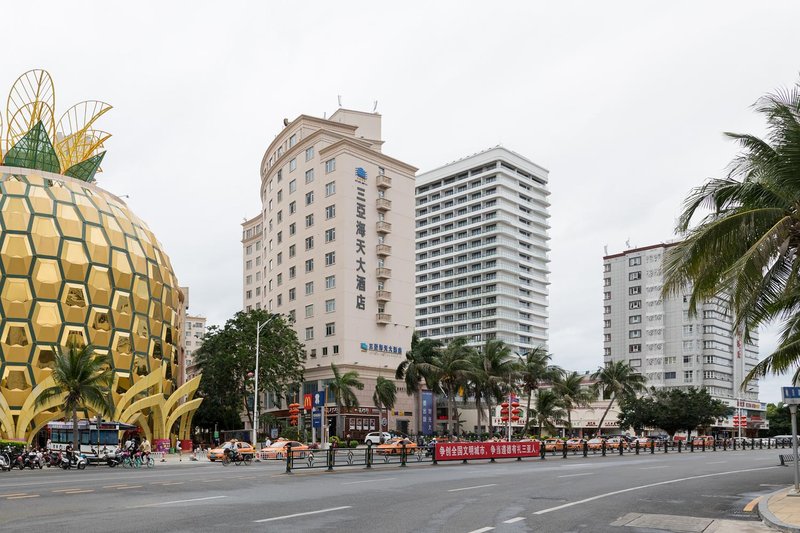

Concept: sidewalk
[[759, 486, 800, 532]]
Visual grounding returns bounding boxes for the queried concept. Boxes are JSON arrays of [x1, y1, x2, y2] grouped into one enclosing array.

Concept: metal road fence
[[278, 437, 796, 474]]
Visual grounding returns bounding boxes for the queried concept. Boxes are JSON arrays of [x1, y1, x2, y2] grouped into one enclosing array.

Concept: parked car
[[586, 437, 604, 450], [565, 438, 586, 451], [261, 440, 308, 459], [775, 435, 798, 446], [543, 438, 565, 452], [375, 438, 417, 455], [208, 440, 255, 462], [605, 437, 629, 450], [691, 435, 715, 447], [364, 432, 393, 445]]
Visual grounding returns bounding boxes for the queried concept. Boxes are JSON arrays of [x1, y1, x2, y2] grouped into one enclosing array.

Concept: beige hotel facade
[[242, 109, 418, 436]]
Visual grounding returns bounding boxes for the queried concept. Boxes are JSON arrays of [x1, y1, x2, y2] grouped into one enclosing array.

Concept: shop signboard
[[435, 441, 540, 461]]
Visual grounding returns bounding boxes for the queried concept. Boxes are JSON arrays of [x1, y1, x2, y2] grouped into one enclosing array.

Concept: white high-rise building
[[414, 147, 550, 355], [603, 243, 765, 433]]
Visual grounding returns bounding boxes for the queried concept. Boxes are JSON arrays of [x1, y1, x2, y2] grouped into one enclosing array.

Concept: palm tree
[[518, 347, 561, 434], [662, 81, 800, 383], [532, 390, 567, 436], [329, 363, 364, 438], [591, 361, 646, 434], [553, 371, 597, 434], [419, 337, 474, 435], [476, 339, 520, 435], [372, 376, 397, 439], [395, 333, 441, 433], [35, 343, 114, 453]]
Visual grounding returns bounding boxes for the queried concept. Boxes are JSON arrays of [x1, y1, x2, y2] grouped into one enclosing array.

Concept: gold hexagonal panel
[[30, 216, 61, 257], [1, 277, 33, 319], [60, 239, 89, 282], [31, 302, 61, 343], [2, 197, 32, 232], [86, 266, 112, 307], [31, 258, 62, 299], [1, 233, 33, 276]]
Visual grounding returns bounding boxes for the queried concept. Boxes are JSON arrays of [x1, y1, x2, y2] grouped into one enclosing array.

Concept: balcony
[[376, 198, 392, 211], [376, 175, 392, 188], [376, 313, 392, 324], [376, 243, 392, 256], [376, 290, 391, 302], [376, 267, 392, 279], [376, 221, 392, 233]]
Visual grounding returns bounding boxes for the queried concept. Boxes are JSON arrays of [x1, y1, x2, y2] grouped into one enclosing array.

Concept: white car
[[364, 432, 393, 445]]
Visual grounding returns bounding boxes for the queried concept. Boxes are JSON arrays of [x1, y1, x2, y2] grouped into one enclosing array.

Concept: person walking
[[176, 439, 182, 462]]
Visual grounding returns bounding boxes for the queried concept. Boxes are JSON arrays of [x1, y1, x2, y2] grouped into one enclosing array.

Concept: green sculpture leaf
[[64, 151, 105, 182], [3, 121, 61, 173]]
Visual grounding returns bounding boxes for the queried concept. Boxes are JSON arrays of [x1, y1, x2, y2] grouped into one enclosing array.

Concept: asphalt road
[[0, 448, 792, 532]]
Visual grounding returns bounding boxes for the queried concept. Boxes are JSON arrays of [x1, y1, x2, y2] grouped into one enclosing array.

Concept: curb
[[758, 488, 800, 533]]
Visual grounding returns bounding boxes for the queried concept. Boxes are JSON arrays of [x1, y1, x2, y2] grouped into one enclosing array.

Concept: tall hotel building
[[603, 244, 764, 432], [243, 109, 418, 435], [414, 147, 550, 355]]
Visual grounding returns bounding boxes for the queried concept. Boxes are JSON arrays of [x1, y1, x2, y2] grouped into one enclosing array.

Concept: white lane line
[[558, 473, 594, 478], [533, 466, 777, 516], [640, 466, 669, 470], [7, 494, 39, 500], [342, 477, 396, 485], [254, 506, 352, 523], [116, 485, 142, 490], [142, 495, 228, 507], [63, 489, 94, 494], [448, 483, 498, 492], [102, 484, 131, 489], [504, 517, 525, 523], [467, 528, 495, 533]]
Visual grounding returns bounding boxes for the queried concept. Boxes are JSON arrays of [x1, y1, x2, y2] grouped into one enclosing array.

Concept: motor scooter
[[60, 453, 87, 470]]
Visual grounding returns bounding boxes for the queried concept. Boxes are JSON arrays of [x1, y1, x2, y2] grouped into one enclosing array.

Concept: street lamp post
[[253, 315, 278, 449]]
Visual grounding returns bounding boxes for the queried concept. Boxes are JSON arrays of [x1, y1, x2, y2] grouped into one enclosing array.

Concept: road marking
[[744, 497, 762, 512], [1, 493, 29, 498], [448, 483, 498, 492], [640, 466, 669, 470], [342, 477, 396, 485], [116, 485, 142, 490], [142, 495, 228, 507], [52, 488, 83, 492], [466, 528, 495, 533], [707, 461, 727, 464], [63, 489, 94, 494], [151, 482, 184, 486], [103, 484, 131, 489], [558, 473, 594, 478], [533, 466, 777, 516], [504, 517, 525, 524], [7, 494, 39, 499], [254, 506, 352, 523]]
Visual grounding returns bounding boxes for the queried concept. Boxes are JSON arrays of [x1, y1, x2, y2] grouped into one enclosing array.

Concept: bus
[[46, 420, 137, 454]]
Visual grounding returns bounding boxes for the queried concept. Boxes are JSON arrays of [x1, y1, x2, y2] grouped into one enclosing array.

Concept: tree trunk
[[566, 409, 573, 438], [72, 407, 79, 453], [596, 393, 616, 436], [475, 396, 482, 435], [524, 388, 533, 435]]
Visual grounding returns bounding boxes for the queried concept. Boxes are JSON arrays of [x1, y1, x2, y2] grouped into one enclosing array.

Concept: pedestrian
[[264, 437, 272, 448], [46, 438, 52, 451], [176, 439, 182, 462]]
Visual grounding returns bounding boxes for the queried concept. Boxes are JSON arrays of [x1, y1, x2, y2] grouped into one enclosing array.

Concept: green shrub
[[348, 440, 359, 448]]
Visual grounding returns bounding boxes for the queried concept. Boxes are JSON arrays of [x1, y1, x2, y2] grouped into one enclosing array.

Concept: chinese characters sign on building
[[360, 342, 403, 354], [355, 167, 367, 311], [434, 441, 540, 461], [421, 390, 434, 436]]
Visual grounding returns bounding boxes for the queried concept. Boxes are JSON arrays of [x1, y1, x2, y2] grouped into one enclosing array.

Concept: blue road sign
[[313, 391, 326, 407], [312, 408, 322, 428], [783, 387, 800, 404]]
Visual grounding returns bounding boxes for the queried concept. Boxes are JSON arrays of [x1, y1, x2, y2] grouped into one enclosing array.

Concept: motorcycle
[[60, 453, 87, 470], [43, 450, 61, 468], [103, 447, 122, 468], [26, 451, 42, 469], [0, 452, 9, 471]]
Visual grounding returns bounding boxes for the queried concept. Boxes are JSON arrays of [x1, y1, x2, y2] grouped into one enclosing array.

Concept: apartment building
[[243, 109, 418, 437], [184, 315, 207, 381], [603, 243, 765, 434], [414, 147, 550, 356]]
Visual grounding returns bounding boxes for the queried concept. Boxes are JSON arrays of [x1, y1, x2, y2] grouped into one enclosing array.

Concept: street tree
[[663, 79, 800, 383], [395, 333, 441, 433], [532, 389, 567, 436], [193, 310, 305, 436], [518, 347, 561, 435], [418, 336, 474, 435], [553, 370, 597, 432], [372, 376, 397, 437], [766, 402, 794, 436], [329, 363, 364, 438], [468, 339, 519, 434], [617, 387, 730, 439], [591, 361, 646, 434], [35, 343, 114, 453]]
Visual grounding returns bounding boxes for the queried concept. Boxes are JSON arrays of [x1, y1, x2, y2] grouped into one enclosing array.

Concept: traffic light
[[288, 403, 300, 426]]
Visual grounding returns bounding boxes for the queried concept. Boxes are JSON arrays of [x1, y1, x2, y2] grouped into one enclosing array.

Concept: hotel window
[[305, 304, 314, 318], [289, 201, 296, 214], [325, 205, 336, 219], [603, 319, 611, 328], [289, 179, 296, 193], [604, 263, 611, 272], [325, 275, 336, 289], [246, 245, 252, 255], [325, 158, 336, 173], [333, 345, 339, 354], [604, 278, 611, 286], [277, 190, 283, 202], [305, 146, 314, 161], [322, 347, 328, 356], [604, 333, 611, 342], [246, 260, 252, 269], [305, 169, 314, 184], [629, 256, 642, 266], [306, 214, 314, 227], [289, 266, 296, 278], [305, 191, 314, 205], [629, 286, 641, 295], [629, 330, 641, 339], [603, 291, 611, 300], [277, 211, 283, 224], [604, 305, 611, 314], [289, 158, 297, 172], [305, 327, 314, 341], [305, 259, 314, 273], [246, 290, 252, 299], [289, 134, 296, 147], [629, 344, 641, 353], [276, 252, 282, 265], [289, 244, 296, 258], [268, 199, 273, 211], [325, 228, 336, 242], [325, 251, 335, 266], [665, 371, 676, 379], [289, 288, 296, 301], [277, 273, 283, 285], [305, 236, 314, 251], [276, 293, 281, 306], [325, 181, 336, 196], [289, 223, 296, 236], [305, 281, 314, 295], [277, 231, 282, 244], [684, 370, 693, 382], [326, 322, 335, 336], [603, 347, 611, 356], [629, 300, 641, 309], [325, 299, 335, 313], [246, 275, 252, 284], [629, 315, 641, 324], [288, 310, 296, 322], [629, 271, 641, 281]]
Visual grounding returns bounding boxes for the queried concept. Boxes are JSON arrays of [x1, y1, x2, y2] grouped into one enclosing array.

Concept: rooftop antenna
[[373, 100, 378, 113], [625, 238, 631, 248], [337, 95, 342, 107], [603, 244, 608, 256]]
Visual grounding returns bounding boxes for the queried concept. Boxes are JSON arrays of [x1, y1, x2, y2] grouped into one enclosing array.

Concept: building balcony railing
[[376, 243, 392, 256], [376, 313, 392, 324], [376, 175, 392, 188], [376, 221, 392, 233], [376, 290, 391, 301], [376, 198, 392, 211], [376, 267, 392, 279]]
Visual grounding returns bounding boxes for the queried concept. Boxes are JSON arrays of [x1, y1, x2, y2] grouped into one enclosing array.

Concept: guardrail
[[284, 443, 433, 473]]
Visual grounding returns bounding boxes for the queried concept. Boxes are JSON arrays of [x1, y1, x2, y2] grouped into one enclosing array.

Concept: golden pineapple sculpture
[[0, 70, 200, 448]]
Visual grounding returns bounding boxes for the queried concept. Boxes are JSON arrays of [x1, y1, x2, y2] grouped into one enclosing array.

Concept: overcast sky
[[6, 1, 800, 403]]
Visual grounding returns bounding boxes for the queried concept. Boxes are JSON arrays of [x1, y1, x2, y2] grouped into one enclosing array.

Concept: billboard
[[421, 390, 434, 435]]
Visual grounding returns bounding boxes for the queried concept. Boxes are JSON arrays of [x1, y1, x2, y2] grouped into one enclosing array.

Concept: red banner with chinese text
[[435, 441, 540, 461]]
